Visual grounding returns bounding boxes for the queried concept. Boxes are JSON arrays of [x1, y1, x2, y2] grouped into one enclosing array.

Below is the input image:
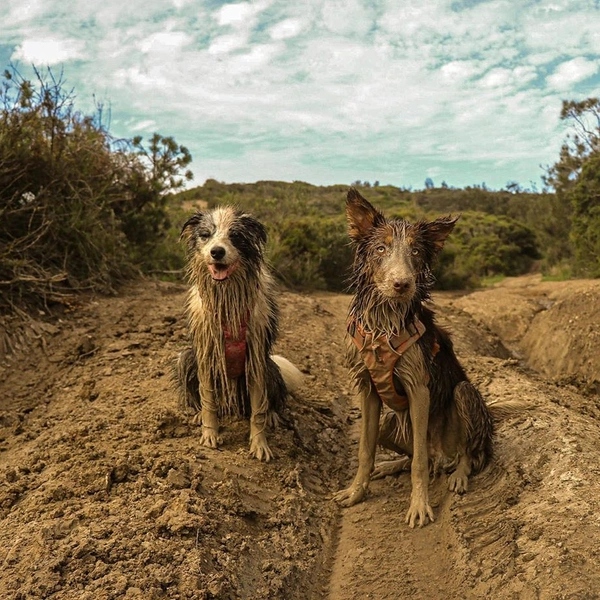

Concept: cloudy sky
[[1, 0, 599, 190]]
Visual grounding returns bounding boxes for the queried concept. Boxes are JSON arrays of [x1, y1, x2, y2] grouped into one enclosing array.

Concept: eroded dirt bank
[[453, 275, 600, 389], [1, 277, 600, 599]]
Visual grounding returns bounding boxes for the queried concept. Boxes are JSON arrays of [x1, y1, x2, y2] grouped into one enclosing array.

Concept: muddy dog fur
[[334, 188, 497, 527], [176, 206, 302, 461]]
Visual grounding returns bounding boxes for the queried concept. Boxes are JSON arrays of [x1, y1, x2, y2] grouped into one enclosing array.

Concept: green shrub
[[268, 216, 352, 291], [569, 155, 600, 276], [0, 67, 191, 310], [435, 211, 540, 288]]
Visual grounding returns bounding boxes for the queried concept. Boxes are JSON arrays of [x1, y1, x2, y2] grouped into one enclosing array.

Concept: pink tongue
[[209, 264, 232, 281]]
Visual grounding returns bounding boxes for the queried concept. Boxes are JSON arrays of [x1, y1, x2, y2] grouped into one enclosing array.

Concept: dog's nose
[[393, 279, 411, 293], [210, 246, 226, 261]]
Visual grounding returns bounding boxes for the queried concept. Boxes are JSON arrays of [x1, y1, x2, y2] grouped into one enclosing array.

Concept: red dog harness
[[223, 317, 248, 379], [348, 317, 427, 412]]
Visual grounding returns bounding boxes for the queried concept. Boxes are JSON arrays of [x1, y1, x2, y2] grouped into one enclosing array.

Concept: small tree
[[115, 134, 193, 261], [132, 133, 193, 195], [544, 98, 600, 192], [0, 66, 194, 310], [544, 97, 600, 276], [569, 153, 600, 276]]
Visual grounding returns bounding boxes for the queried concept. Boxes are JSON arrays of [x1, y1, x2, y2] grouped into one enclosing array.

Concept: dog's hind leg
[[371, 410, 412, 480], [371, 457, 411, 479], [176, 348, 202, 415], [446, 381, 494, 494], [447, 448, 471, 493], [264, 356, 288, 430]]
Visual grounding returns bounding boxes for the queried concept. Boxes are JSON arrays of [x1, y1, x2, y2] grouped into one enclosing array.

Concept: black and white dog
[[176, 206, 302, 461]]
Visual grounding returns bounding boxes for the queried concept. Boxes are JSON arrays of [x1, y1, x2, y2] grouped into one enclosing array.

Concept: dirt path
[[326, 290, 600, 600], [1, 277, 599, 599]]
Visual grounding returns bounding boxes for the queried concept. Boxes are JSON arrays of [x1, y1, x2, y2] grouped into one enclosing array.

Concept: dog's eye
[[411, 248, 419, 256], [229, 231, 244, 245], [197, 230, 211, 241], [376, 245, 386, 254]]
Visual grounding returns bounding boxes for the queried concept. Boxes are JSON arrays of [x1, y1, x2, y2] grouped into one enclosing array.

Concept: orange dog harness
[[348, 317, 426, 412], [223, 317, 248, 379]]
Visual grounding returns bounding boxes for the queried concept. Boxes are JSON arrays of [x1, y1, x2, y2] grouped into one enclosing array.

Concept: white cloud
[[214, 1, 272, 28], [269, 18, 304, 40], [320, 0, 373, 36], [480, 68, 513, 88], [478, 66, 538, 89], [113, 65, 171, 92], [138, 31, 192, 54], [11, 36, 85, 65], [2, 0, 599, 190], [522, 4, 600, 56], [208, 33, 249, 55], [513, 66, 538, 85], [215, 2, 254, 27], [547, 57, 599, 90], [1, 0, 46, 25], [129, 119, 157, 131], [440, 61, 479, 84], [226, 43, 282, 75]]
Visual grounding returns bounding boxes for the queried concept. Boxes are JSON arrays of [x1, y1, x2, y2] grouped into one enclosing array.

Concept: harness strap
[[348, 317, 426, 411], [223, 315, 249, 379]]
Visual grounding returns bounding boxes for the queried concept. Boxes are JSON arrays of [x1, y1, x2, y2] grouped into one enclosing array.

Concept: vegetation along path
[[1, 275, 599, 599]]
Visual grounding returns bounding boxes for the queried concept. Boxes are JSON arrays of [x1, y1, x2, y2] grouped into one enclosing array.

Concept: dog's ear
[[180, 213, 204, 242], [346, 187, 384, 241], [239, 215, 267, 246], [422, 215, 460, 253]]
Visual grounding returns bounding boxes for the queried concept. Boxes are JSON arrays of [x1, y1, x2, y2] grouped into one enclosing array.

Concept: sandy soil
[[1, 276, 599, 599]]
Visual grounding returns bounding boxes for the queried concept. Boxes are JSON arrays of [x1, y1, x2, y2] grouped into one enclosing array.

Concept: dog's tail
[[271, 355, 304, 396], [486, 398, 531, 421], [176, 347, 202, 413]]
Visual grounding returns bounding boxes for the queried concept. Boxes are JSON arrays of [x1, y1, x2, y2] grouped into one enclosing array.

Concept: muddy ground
[[1, 275, 599, 599]]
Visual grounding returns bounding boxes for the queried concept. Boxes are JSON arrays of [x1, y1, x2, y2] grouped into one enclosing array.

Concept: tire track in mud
[[323, 296, 600, 600], [0, 284, 356, 600], [1, 282, 600, 599]]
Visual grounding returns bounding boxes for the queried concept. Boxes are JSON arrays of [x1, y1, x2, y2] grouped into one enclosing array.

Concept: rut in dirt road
[[1, 279, 599, 600], [0, 284, 352, 600], [324, 290, 600, 600]]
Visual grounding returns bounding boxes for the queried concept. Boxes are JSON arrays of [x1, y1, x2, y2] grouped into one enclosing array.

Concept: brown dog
[[334, 188, 494, 527]]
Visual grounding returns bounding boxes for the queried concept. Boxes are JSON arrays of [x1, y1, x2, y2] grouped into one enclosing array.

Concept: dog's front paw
[[199, 426, 221, 449], [249, 433, 274, 462], [333, 483, 367, 507], [405, 495, 435, 528]]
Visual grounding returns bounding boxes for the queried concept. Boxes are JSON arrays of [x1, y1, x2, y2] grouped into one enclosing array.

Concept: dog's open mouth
[[208, 262, 238, 281]]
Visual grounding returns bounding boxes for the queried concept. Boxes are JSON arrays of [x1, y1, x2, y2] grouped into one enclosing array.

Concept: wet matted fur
[[334, 188, 496, 527], [176, 206, 302, 461]]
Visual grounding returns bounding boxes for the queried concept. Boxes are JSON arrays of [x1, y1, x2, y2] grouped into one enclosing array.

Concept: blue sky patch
[[1, 0, 599, 190]]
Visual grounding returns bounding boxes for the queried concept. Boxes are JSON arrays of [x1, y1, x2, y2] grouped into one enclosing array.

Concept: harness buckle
[[372, 342, 383, 363]]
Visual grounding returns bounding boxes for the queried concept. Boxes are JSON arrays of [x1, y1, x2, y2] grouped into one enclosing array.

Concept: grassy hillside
[[171, 180, 546, 291], [1, 66, 593, 315]]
